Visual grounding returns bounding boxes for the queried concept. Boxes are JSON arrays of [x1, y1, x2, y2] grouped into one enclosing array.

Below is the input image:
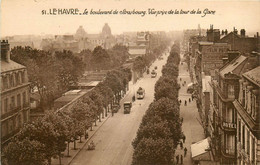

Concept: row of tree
[[3, 68, 132, 165], [132, 36, 171, 77], [131, 42, 182, 165], [11, 47, 86, 109], [79, 45, 129, 71], [11, 44, 130, 110]]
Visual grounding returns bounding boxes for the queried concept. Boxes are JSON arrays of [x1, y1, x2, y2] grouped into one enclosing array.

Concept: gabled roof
[[219, 55, 247, 78], [243, 66, 260, 87]]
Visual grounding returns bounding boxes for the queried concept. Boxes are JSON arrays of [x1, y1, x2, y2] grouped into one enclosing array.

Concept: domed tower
[[75, 26, 87, 39], [101, 23, 112, 38]]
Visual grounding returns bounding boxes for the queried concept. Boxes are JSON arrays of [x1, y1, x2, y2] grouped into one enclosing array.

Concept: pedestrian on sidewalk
[[179, 100, 182, 104], [189, 98, 191, 102], [180, 141, 183, 149], [180, 78, 182, 81], [184, 81, 186, 84], [85, 130, 89, 139], [184, 100, 187, 106], [183, 134, 186, 143], [184, 147, 187, 157], [180, 155, 183, 164], [176, 155, 179, 164]]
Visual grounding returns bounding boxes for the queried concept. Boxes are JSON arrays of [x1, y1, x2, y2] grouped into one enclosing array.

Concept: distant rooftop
[[128, 48, 146, 55]]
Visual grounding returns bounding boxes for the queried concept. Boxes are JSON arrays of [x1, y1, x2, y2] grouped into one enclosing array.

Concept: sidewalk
[[177, 59, 204, 164]]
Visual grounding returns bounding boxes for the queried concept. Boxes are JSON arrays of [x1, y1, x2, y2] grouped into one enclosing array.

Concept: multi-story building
[[209, 52, 259, 164], [233, 65, 260, 165], [1, 40, 30, 148]]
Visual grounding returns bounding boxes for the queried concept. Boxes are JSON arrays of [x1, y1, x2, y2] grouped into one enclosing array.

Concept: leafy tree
[[79, 49, 92, 70], [154, 76, 179, 101], [3, 138, 46, 165], [16, 119, 60, 165], [91, 46, 111, 70], [108, 44, 129, 67], [133, 56, 146, 74], [144, 98, 181, 146], [132, 137, 174, 165], [132, 116, 172, 149], [42, 111, 68, 164]]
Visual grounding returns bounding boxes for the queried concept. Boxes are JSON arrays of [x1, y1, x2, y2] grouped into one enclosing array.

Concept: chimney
[[225, 29, 228, 35], [240, 29, 246, 37], [227, 50, 240, 62], [233, 27, 238, 34], [1, 40, 11, 62]]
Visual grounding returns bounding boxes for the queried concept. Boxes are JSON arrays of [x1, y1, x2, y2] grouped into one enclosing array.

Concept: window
[[238, 120, 241, 142], [228, 84, 235, 98], [17, 94, 21, 107], [242, 125, 245, 149], [23, 111, 27, 123], [252, 138, 255, 163], [8, 119, 14, 134], [11, 96, 15, 109], [247, 130, 250, 154], [21, 72, 25, 83], [1, 121, 8, 138], [4, 98, 8, 113], [15, 73, 20, 85], [23, 92, 26, 105]]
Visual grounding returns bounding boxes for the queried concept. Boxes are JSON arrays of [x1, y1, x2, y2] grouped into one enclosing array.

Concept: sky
[[1, 0, 260, 36]]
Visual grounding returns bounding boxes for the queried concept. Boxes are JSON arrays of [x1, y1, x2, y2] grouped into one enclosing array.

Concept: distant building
[[195, 42, 230, 77], [1, 40, 30, 147], [219, 28, 260, 54]]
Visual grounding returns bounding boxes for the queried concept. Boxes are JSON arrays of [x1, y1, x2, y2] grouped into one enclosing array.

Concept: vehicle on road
[[187, 83, 195, 94], [151, 70, 157, 78], [136, 87, 145, 99], [87, 141, 95, 150], [124, 102, 132, 114], [112, 104, 120, 113]]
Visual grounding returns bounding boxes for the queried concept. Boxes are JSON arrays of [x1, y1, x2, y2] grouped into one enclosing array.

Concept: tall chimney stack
[[1, 40, 11, 62]]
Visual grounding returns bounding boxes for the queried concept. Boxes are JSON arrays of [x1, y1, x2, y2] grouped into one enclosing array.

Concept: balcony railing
[[1, 128, 20, 143], [1, 106, 21, 120], [221, 145, 236, 157]]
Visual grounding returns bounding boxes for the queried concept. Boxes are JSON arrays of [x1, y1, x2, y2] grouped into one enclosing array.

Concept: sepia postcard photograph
[[0, 0, 260, 164]]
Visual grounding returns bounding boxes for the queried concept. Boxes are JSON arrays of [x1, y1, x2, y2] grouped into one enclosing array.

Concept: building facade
[[233, 66, 260, 165], [1, 40, 30, 148]]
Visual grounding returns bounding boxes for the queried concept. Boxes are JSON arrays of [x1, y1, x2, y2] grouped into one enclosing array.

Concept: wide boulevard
[[70, 53, 169, 165]]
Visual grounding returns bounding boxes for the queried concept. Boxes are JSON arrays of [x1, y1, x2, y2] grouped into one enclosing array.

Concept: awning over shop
[[191, 138, 211, 161]]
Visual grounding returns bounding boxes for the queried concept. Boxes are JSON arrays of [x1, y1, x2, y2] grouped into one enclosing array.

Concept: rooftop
[[191, 138, 210, 158], [128, 48, 146, 55], [243, 66, 260, 87], [219, 55, 247, 77], [1, 60, 26, 73]]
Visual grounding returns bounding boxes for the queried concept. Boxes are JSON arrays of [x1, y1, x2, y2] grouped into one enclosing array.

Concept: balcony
[[1, 106, 21, 120], [221, 145, 236, 158], [212, 82, 234, 102]]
